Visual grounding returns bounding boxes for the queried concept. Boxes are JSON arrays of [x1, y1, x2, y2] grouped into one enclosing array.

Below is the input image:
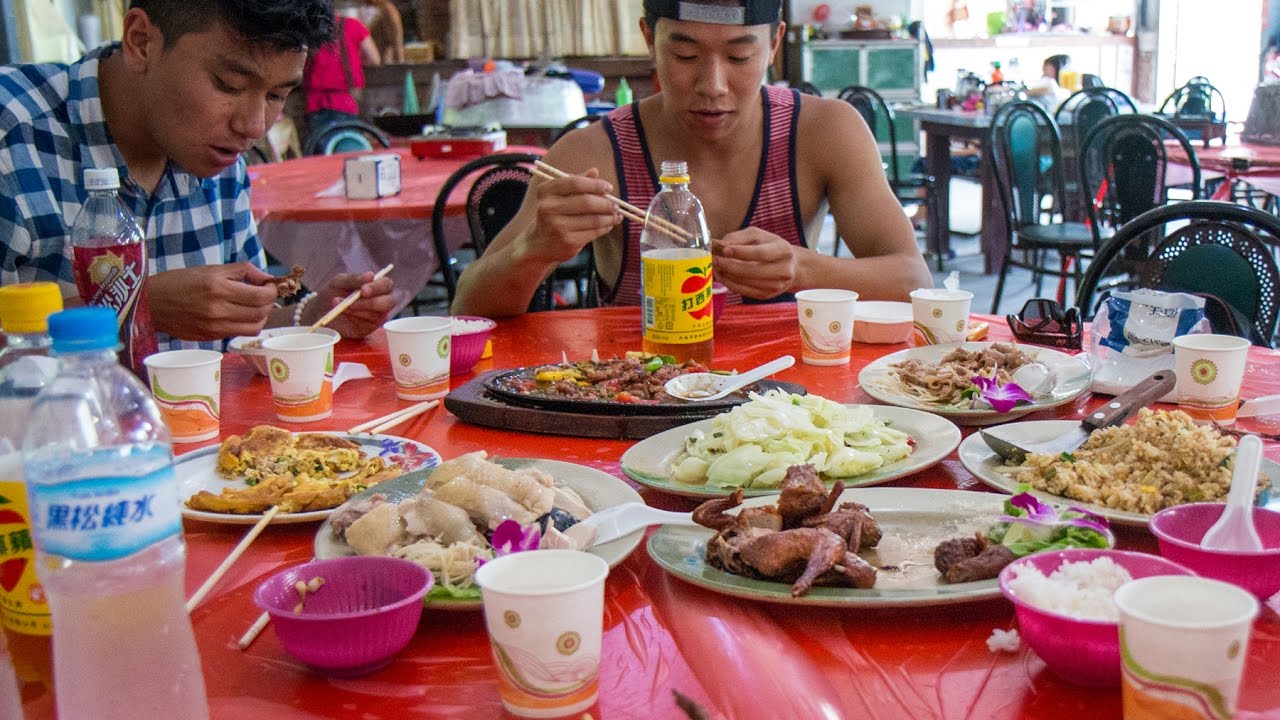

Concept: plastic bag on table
[[1089, 289, 1210, 396]]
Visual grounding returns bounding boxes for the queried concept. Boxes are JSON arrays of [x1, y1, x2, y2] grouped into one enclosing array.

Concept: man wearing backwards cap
[[453, 0, 931, 315]]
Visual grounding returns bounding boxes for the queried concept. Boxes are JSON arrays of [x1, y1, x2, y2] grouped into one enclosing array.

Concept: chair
[[1081, 73, 1105, 89], [1052, 88, 1135, 222], [303, 118, 392, 156], [550, 115, 601, 145], [835, 85, 938, 266], [1157, 77, 1228, 147], [988, 101, 1095, 313], [793, 81, 823, 97], [1075, 201, 1280, 347]]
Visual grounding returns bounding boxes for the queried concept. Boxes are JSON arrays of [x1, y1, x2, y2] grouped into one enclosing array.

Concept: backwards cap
[[643, 0, 782, 26]]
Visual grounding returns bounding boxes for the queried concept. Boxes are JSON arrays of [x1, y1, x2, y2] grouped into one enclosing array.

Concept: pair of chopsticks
[[531, 160, 696, 243], [348, 399, 439, 435], [185, 506, 281, 614], [308, 263, 395, 332]]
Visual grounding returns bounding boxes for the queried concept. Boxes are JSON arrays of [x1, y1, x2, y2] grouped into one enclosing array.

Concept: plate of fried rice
[[958, 409, 1278, 526]]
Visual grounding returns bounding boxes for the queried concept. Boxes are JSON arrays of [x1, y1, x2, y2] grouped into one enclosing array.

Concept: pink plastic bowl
[[449, 315, 496, 376], [998, 548, 1194, 687], [1150, 503, 1280, 600], [254, 556, 432, 675], [711, 283, 728, 324]]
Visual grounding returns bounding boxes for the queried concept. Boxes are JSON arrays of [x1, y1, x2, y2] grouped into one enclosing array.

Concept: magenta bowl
[[998, 548, 1194, 687], [449, 315, 496, 376], [254, 556, 432, 675], [711, 283, 728, 324], [1150, 503, 1280, 600]]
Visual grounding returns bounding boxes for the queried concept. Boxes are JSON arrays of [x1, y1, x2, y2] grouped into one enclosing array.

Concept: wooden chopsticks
[[186, 505, 280, 613], [531, 160, 697, 244], [308, 263, 395, 332], [348, 399, 439, 435]]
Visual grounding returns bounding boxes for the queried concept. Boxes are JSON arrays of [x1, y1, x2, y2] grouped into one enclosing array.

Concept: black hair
[[1044, 54, 1071, 76], [130, 0, 337, 52]]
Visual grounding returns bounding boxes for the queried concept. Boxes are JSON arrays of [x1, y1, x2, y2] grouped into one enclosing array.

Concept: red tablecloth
[[23, 307, 1280, 719]]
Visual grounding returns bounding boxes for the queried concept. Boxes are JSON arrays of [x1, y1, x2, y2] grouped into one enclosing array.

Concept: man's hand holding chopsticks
[[305, 271, 396, 338], [528, 166, 621, 264], [149, 263, 279, 341]]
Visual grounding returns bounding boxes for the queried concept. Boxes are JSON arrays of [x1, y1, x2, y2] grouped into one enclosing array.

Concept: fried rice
[[1002, 409, 1270, 514]]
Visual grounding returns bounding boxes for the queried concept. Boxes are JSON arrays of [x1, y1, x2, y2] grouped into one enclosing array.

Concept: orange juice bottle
[[640, 161, 714, 364]]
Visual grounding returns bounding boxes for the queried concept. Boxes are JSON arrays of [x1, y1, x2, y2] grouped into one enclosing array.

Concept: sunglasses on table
[[1006, 298, 1083, 350]]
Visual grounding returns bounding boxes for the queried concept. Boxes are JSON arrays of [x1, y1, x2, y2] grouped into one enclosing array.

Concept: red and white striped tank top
[[598, 84, 807, 306]]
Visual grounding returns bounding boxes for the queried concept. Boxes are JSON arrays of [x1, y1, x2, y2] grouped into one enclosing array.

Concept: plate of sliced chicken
[[647, 465, 1011, 607], [314, 452, 644, 609]]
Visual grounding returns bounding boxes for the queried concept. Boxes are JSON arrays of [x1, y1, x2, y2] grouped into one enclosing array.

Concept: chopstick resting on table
[[348, 399, 439, 435], [532, 160, 696, 243], [238, 610, 271, 650], [308, 263, 394, 332], [186, 505, 280, 613]]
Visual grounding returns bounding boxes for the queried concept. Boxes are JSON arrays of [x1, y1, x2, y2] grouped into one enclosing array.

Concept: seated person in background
[[0, 0, 395, 350], [304, 11, 382, 133], [451, 0, 931, 317], [1026, 54, 1072, 113]]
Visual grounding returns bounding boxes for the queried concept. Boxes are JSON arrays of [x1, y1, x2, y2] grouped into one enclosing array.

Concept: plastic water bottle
[[640, 160, 714, 364], [614, 77, 633, 107], [0, 283, 62, 714], [22, 308, 207, 720], [70, 168, 157, 378]]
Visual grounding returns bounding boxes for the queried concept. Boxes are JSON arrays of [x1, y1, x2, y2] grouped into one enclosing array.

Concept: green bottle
[[404, 70, 420, 115], [615, 77, 633, 107]]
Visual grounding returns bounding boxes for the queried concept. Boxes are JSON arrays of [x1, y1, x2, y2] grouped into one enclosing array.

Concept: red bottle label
[[72, 243, 157, 373]]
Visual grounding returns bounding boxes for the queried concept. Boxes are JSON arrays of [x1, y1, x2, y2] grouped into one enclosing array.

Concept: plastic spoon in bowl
[[576, 503, 698, 548], [664, 355, 796, 402], [1200, 434, 1264, 552]]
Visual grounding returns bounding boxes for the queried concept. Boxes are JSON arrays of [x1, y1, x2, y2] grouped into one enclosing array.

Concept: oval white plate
[[314, 458, 645, 610], [620, 405, 961, 498], [958, 420, 1280, 527], [857, 342, 1092, 426], [178, 433, 440, 525], [649, 487, 1007, 607]]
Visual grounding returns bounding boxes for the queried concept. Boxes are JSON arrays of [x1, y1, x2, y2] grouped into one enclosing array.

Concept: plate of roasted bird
[[857, 342, 1092, 426], [482, 353, 804, 415], [314, 452, 645, 609], [647, 464, 1116, 607], [620, 390, 961, 498], [179, 425, 441, 524]]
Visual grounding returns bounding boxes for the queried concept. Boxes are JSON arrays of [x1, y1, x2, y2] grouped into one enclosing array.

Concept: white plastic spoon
[[574, 503, 699, 548], [664, 355, 796, 402], [1200, 434, 1264, 552]]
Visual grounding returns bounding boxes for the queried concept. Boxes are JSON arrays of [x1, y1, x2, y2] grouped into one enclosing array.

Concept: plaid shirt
[[0, 43, 264, 351]]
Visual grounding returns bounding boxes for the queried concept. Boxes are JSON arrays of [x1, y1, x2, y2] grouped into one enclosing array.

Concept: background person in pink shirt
[[303, 14, 381, 136]]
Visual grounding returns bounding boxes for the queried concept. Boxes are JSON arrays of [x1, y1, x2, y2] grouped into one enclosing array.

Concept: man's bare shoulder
[[793, 96, 875, 175], [544, 120, 618, 184]]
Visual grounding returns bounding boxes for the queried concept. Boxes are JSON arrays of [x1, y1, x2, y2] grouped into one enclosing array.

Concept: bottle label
[[0, 454, 49, 636], [29, 465, 181, 562], [641, 251, 713, 345], [71, 243, 158, 375]]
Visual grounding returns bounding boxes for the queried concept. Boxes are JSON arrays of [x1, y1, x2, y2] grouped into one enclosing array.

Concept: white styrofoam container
[[344, 153, 402, 200]]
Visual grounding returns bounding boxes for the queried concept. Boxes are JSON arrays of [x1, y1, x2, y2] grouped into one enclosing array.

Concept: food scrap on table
[[986, 628, 1020, 653]]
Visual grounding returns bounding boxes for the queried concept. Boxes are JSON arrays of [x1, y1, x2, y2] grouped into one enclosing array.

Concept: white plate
[[958, 420, 1280, 527], [178, 433, 441, 524], [858, 342, 1093, 426], [620, 405, 961, 498], [648, 487, 1007, 607], [314, 458, 645, 610]]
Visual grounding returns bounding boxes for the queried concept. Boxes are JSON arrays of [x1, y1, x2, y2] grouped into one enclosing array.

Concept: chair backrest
[[1075, 201, 1280, 346], [304, 118, 392, 156], [1158, 77, 1227, 122], [1078, 114, 1202, 245], [793, 81, 823, 97], [989, 101, 1068, 232], [836, 85, 900, 187], [1081, 73, 1105, 89], [550, 115, 601, 145]]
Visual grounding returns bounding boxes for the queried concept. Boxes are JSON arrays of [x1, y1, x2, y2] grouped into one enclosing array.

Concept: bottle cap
[[658, 159, 690, 184], [48, 307, 120, 353], [0, 282, 63, 334], [83, 167, 120, 190]]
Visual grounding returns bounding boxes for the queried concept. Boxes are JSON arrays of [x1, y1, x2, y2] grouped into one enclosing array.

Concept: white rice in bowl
[[1006, 557, 1133, 621], [451, 317, 493, 334]]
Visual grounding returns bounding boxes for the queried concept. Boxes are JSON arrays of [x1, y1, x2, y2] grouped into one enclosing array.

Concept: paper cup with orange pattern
[[261, 333, 338, 423], [474, 550, 609, 719], [795, 289, 858, 365], [1172, 334, 1249, 425], [143, 349, 222, 443], [910, 288, 973, 345], [1115, 575, 1259, 720], [384, 317, 452, 401]]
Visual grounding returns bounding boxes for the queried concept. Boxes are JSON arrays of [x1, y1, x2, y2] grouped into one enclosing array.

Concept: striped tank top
[[599, 84, 807, 306]]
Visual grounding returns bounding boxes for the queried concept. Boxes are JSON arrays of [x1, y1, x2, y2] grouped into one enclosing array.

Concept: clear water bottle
[[0, 283, 63, 712], [70, 168, 157, 378], [640, 160, 714, 364], [22, 308, 207, 720]]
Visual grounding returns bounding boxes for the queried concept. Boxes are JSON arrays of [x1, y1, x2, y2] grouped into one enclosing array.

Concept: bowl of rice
[[1150, 503, 1280, 600], [998, 548, 1194, 686], [450, 315, 496, 376]]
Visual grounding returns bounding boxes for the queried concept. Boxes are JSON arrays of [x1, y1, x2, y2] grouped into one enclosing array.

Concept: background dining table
[[1167, 137, 1280, 202], [22, 306, 1280, 720]]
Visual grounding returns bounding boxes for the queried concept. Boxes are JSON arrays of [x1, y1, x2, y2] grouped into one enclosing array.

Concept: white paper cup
[[474, 550, 609, 718], [1173, 334, 1250, 425], [1115, 575, 1260, 720], [142, 349, 222, 443], [910, 288, 973, 345], [383, 317, 452, 401], [795, 289, 858, 365], [261, 333, 338, 423]]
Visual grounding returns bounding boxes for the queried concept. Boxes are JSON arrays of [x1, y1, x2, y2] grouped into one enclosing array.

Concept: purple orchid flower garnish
[[489, 519, 542, 557], [970, 374, 1034, 413], [1063, 506, 1115, 542], [1000, 492, 1056, 523]]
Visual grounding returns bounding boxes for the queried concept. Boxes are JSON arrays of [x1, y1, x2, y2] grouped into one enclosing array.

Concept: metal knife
[[980, 370, 1177, 463]]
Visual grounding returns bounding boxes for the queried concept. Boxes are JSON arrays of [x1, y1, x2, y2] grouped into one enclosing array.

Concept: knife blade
[[980, 370, 1177, 463]]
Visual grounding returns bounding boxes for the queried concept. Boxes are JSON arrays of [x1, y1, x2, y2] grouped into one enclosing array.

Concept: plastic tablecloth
[[23, 307, 1280, 719]]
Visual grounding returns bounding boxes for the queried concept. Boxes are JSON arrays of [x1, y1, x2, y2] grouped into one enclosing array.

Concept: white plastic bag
[[1089, 289, 1210, 395]]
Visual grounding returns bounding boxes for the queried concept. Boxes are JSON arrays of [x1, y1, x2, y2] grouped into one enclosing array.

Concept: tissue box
[[344, 153, 401, 200], [410, 130, 507, 160]]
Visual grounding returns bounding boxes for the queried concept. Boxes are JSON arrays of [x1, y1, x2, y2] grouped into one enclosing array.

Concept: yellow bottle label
[[641, 250, 713, 345], [0, 477, 50, 636]]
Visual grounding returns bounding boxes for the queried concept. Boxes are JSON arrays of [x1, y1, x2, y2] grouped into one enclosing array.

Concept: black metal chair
[[793, 81, 823, 97], [836, 85, 938, 265], [1053, 88, 1136, 223], [303, 118, 392, 156], [1157, 76, 1228, 147], [550, 115, 602, 145], [1075, 201, 1280, 347], [988, 101, 1095, 313]]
